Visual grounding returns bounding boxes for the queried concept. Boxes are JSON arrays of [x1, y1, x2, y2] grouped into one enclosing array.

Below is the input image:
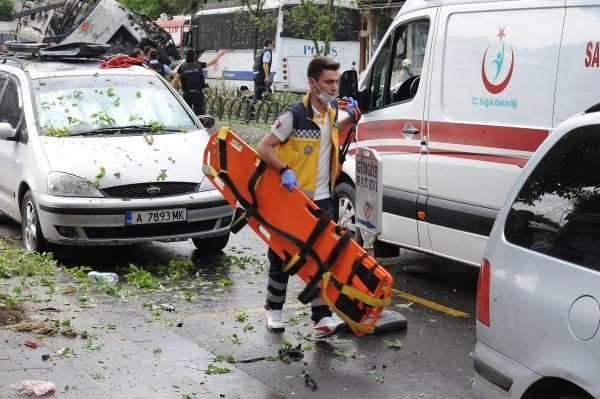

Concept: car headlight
[[48, 172, 104, 197], [196, 177, 216, 192]]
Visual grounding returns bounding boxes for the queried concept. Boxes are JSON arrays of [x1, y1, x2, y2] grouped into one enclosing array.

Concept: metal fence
[[204, 87, 298, 125]]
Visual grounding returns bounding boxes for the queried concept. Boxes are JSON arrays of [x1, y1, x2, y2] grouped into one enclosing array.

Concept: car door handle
[[402, 123, 419, 135]]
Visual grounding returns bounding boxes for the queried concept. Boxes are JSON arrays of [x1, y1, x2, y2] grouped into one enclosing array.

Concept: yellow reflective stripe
[[202, 164, 218, 177], [321, 273, 375, 335], [321, 292, 374, 335], [282, 253, 301, 273], [339, 284, 391, 308], [322, 272, 390, 308], [217, 126, 229, 140]]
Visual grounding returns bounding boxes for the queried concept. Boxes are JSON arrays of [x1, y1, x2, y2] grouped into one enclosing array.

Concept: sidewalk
[[0, 270, 283, 399]]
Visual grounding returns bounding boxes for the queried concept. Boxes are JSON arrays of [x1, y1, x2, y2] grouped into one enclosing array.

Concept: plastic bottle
[[87, 271, 119, 284]]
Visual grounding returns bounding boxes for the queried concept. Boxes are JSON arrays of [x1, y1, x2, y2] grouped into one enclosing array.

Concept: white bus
[[190, 0, 359, 92]]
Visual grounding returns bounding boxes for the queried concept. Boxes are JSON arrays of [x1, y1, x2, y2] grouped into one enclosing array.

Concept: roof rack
[[2, 41, 110, 61]]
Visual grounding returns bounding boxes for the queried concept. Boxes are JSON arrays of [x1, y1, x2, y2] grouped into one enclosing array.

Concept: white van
[[337, 0, 600, 266]]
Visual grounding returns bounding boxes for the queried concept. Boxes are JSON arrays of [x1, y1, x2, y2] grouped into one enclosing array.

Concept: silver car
[[473, 109, 600, 399], [0, 50, 232, 252]]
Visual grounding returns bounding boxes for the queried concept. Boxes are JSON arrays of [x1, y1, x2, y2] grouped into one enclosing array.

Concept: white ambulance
[[338, 0, 600, 266]]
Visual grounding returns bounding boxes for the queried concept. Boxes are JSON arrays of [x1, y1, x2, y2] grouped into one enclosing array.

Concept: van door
[[425, 1, 564, 265], [555, 1, 600, 125], [0, 74, 28, 219], [356, 9, 437, 249]]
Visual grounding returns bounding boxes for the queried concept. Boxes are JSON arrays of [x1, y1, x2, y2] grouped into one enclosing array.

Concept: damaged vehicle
[[13, 0, 178, 61], [0, 44, 232, 252]]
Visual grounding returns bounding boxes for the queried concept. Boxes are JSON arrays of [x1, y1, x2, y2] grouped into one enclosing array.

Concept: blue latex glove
[[341, 96, 361, 121], [281, 169, 298, 192]]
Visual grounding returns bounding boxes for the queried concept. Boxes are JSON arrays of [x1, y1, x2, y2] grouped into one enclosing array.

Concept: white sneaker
[[265, 309, 285, 332], [313, 316, 343, 339]]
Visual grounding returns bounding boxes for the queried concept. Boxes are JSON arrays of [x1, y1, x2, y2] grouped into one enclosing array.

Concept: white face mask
[[310, 79, 337, 104]]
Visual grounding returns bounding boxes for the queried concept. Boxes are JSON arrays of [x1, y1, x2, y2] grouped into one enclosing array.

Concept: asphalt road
[[0, 217, 479, 398]]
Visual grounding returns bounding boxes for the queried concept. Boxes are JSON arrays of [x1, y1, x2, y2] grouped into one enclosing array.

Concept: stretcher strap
[[218, 133, 228, 174], [213, 129, 327, 275], [323, 272, 391, 308], [244, 160, 267, 218], [321, 289, 375, 335], [298, 230, 353, 303], [283, 210, 333, 275]]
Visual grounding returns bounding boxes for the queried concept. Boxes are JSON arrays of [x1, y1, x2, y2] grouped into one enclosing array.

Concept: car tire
[[334, 182, 363, 245], [192, 232, 230, 253], [21, 190, 48, 252]]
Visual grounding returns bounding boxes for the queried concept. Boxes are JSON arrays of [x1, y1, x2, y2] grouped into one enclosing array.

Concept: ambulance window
[[389, 19, 430, 105], [505, 125, 600, 270], [367, 36, 392, 111]]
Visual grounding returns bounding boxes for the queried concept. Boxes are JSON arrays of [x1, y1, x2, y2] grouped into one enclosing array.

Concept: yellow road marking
[[392, 288, 469, 317], [171, 291, 468, 321]]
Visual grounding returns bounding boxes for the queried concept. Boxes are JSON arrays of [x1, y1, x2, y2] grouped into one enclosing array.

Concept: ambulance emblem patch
[[481, 27, 515, 94]]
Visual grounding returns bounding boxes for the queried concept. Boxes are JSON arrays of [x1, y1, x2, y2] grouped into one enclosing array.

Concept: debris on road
[[160, 303, 176, 312], [303, 372, 318, 391], [24, 340, 39, 349], [12, 380, 57, 396], [41, 354, 50, 361], [87, 271, 119, 284], [278, 341, 304, 363], [383, 338, 403, 350], [11, 321, 88, 338]]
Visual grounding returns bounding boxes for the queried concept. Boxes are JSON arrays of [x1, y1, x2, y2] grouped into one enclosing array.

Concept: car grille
[[102, 182, 198, 199], [83, 219, 219, 239]]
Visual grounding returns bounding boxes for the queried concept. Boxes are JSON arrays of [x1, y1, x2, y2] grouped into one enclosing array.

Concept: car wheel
[[21, 190, 48, 252], [334, 182, 363, 245], [192, 232, 230, 253]]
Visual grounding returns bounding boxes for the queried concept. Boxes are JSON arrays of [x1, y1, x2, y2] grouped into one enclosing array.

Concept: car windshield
[[32, 74, 197, 136]]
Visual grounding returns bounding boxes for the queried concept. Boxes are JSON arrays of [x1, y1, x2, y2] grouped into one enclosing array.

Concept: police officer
[[257, 56, 361, 338], [252, 39, 274, 101], [171, 48, 225, 115]]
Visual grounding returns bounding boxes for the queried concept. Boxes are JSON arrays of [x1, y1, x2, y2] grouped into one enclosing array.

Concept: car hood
[[40, 131, 210, 187]]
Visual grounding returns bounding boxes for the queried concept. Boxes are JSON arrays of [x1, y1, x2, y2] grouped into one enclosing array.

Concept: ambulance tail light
[[476, 257, 491, 327]]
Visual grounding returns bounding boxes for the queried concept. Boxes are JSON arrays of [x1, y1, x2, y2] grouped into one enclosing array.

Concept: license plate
[[125, 208, 187, 225]]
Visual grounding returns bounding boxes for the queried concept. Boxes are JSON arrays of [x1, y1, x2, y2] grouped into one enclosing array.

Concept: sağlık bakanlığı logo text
[[471, 27, 518, 109]]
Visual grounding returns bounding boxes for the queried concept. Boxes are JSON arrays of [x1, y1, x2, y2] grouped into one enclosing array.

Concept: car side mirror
[[339, 70, 358, 100], [0, 123, 16, 140], [198, 115, 215, 129]]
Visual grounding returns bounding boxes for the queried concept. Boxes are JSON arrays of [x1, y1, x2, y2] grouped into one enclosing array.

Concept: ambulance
[[337, 0, 600, 266]]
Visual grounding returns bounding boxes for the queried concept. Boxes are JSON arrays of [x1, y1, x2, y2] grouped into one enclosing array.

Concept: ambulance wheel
[[192, 232, 230, 253], [334, 182, 363, 245]]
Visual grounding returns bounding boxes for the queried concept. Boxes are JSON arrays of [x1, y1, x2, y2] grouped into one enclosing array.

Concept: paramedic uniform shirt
[[271, 105, 332, 201]]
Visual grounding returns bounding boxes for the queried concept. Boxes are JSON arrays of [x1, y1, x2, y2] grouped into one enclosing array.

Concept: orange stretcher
[[202, 127, 393, 335]]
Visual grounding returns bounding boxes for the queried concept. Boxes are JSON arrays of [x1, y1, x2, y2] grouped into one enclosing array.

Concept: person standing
[[252, 39, 274, 101], [171, 48, 225, 116], [148, 48, 175, 78], [257, 56, 361, 338]]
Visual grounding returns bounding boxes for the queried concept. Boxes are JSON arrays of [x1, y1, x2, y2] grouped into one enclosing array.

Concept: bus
[[190, 0, 360, 93]]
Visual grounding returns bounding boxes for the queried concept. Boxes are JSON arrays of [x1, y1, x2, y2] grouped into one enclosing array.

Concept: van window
[[0, 76, 26, 141], [367, 36, 392, 111], [365, 19, 430, 112], [389, 20, 429, 105], [505, 125, 600, 270]]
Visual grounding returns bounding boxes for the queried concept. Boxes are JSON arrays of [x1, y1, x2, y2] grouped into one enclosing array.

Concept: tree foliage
[[119, 0, 204, 20], [240, 0, 277, 56], [0, 0, 14, 21], [285, 0, 338, 56]]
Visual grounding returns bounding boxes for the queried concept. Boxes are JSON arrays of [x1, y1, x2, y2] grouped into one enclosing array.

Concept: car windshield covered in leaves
[[33, 75, 196, 136]]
